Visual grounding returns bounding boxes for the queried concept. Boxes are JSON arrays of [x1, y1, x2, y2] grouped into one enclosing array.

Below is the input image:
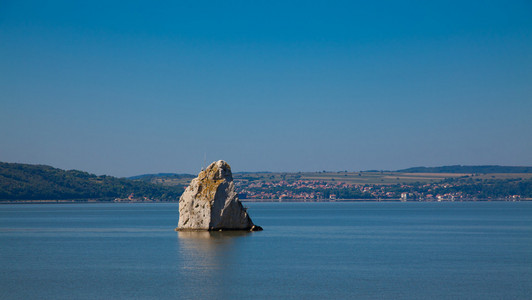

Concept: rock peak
[[199, 160, 233, 181], [176, 160, 262, 231]]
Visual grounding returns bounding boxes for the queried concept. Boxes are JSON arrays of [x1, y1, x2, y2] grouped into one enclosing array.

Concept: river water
[[1, 202, 531, 299]]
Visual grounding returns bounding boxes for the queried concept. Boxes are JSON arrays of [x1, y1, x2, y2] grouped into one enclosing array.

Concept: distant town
[[119, 167, 532, 202], [234, 175, 526, 202], [153, 169, 532, 202]]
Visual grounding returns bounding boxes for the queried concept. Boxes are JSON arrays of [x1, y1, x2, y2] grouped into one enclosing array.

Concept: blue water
[[1, 202, 531, 299]]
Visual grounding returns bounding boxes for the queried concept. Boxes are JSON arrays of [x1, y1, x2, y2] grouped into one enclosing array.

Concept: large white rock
[[176, 160, 262, 231]]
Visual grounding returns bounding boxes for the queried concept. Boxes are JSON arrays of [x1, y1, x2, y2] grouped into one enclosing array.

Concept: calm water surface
[[1, 202, 531, 299]]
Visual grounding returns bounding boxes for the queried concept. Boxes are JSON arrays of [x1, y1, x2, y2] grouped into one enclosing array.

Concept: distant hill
[[397, 165, 532, 173], [0, 162, 184, 202]]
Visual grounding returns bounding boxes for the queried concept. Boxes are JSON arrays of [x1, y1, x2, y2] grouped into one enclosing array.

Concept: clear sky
[[1, 0, 531, 177]]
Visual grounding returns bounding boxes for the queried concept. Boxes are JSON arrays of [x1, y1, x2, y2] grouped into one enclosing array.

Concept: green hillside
[[0, 162, 184, 202]]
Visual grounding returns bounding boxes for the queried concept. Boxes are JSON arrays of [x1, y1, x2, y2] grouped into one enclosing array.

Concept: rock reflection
[[176, 231, 251, 298], [177, 231, 251, 269], [178, 230, 252, 241]]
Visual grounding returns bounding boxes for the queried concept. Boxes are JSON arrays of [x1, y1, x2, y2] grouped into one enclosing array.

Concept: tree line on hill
[[0, 162, 184, 202]]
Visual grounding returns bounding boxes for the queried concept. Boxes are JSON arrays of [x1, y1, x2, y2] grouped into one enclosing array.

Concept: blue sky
[[1, 0, 531, 177]]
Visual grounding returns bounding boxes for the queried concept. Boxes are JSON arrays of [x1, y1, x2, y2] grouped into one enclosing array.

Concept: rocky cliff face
[[176, 160, 262, 231]]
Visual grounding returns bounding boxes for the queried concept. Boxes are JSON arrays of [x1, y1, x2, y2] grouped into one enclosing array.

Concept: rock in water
[[176, 160, 262, 231]]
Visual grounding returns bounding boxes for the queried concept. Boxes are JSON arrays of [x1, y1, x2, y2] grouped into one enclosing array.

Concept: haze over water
[[1, 202, 531, 299]]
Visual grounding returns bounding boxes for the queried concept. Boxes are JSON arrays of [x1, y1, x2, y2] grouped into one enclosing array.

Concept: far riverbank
[[1, 198, 530, 204]]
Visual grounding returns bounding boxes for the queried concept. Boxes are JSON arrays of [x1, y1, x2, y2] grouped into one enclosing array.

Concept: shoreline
[[1, 198, 530, 204]]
